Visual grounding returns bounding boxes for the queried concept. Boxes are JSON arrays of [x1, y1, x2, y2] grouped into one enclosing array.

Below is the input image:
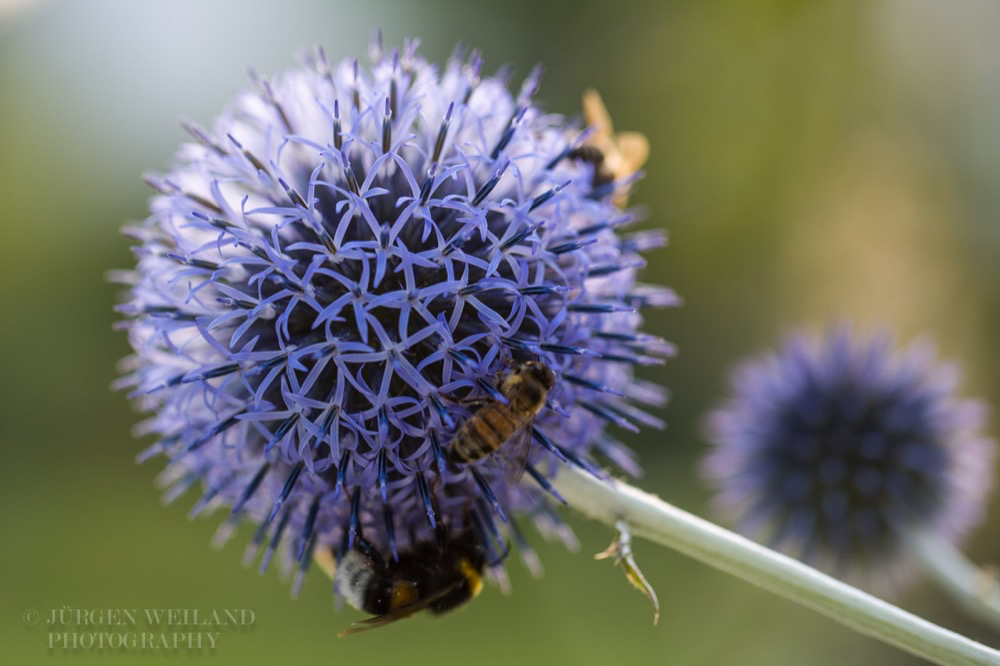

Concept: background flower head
[[703, 326, 995, 591], [114, 38, 675, 593]]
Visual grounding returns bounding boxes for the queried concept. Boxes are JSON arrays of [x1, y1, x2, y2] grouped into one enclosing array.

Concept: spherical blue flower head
[[115, 40, 675, 591], [703, 327, 995, 591]]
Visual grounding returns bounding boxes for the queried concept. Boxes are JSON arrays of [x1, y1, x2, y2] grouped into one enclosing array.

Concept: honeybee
[[568, 89, 649, 206], [448, 360, 556, 484], [324, 530, 488, 636]]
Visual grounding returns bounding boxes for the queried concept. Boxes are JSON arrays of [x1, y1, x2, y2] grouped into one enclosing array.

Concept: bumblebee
[[448, 360, 556, 483], [568, 89, 649, 206], [322, 530, 488, 636]]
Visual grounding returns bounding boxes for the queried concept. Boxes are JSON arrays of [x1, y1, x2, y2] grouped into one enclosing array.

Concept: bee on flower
[[114, 36, 675, 628]]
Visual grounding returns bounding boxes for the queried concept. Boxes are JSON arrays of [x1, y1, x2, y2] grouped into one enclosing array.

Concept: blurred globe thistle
[[113, 38, 675, 596], [703, 326, 995, 591]]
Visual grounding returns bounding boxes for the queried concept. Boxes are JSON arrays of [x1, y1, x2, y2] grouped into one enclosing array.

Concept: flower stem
[[907, 528, 1000, 630], [552, 467, 1000, 666]]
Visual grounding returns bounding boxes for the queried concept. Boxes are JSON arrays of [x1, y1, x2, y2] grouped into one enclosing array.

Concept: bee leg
[[440, 392, 491, 408]]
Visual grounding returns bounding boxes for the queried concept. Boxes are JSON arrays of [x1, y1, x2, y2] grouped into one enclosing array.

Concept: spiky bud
[[703, 326, 995, 590]]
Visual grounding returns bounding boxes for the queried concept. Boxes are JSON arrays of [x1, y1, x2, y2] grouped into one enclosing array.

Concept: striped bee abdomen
[[450, 402, 521, 462]]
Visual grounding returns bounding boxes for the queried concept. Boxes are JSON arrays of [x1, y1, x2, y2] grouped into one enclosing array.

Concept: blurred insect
[[448, 360, 557, 484], [567, 89, 649, 206], [325, 529, 490, 636]]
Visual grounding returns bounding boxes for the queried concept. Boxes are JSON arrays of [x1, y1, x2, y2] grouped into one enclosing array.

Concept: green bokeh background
[[2, 1, 999, 664]]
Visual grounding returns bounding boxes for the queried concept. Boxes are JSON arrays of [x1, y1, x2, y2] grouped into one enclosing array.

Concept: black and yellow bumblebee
[[319, 529, 489, 636]]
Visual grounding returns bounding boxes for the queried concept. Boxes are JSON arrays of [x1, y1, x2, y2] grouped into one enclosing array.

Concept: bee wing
[[498, 417, 534, 486], [337, 582, 461, 637], [614, 132, 650, 174], [582, 89, 615, 141]]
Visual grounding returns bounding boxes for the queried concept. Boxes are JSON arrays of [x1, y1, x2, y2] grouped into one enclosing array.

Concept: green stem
[[552, 467, 1000, 666], [907, 529, 1000, 630]]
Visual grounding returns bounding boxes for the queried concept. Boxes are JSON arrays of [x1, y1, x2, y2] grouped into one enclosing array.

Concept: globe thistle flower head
[[114, 38, 675, 595], [703, 326, 995, 591]]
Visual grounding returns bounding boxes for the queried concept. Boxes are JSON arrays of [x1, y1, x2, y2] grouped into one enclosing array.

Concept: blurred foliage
[[1, 1, 999, 664]]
